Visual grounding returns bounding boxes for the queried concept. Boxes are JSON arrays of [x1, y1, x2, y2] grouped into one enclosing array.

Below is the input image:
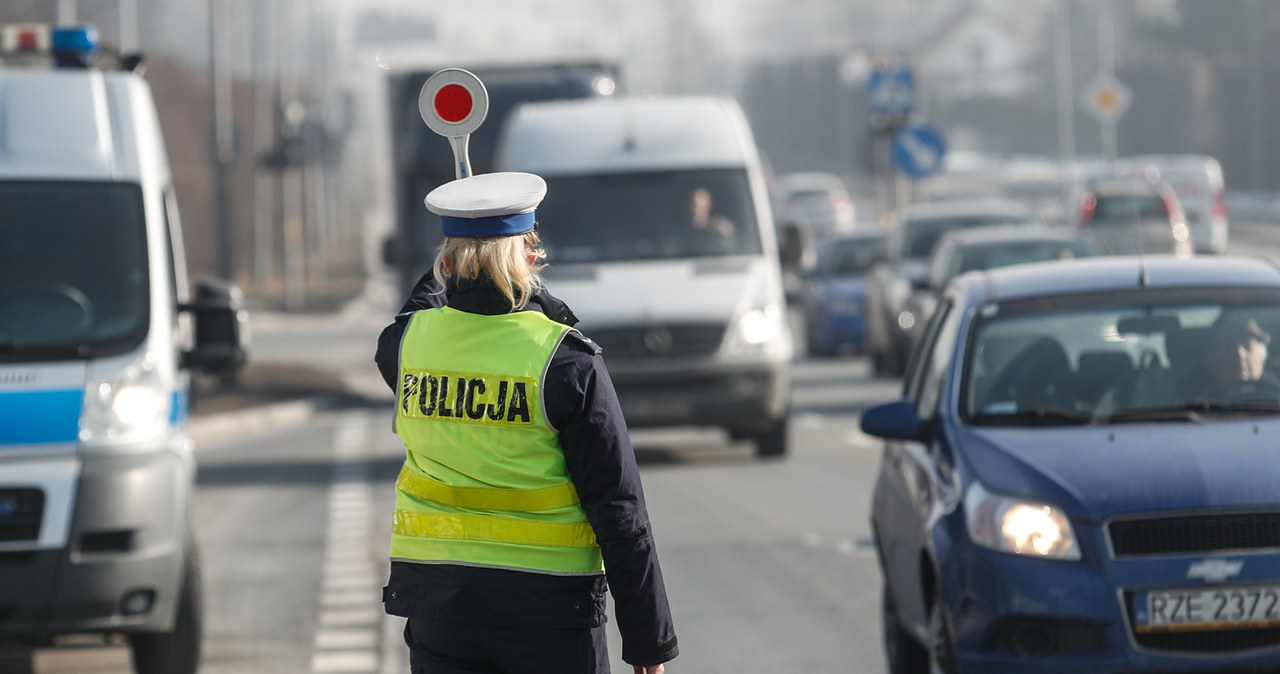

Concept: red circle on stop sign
[[434, 84, 473, 123]]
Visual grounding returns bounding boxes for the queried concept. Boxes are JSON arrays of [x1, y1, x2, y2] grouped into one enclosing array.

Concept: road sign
[[869, 65, 915, 116], [418, 68, 490, 178], [1081, 73, 1132, 124], [892, 123, 947, 178]]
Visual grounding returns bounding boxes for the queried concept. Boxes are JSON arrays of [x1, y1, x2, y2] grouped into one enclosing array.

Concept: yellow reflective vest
[[391, 306, 604, 575]]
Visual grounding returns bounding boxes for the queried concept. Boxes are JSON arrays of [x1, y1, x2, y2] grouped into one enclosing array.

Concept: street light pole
[[1054, 0, 1077, 201], [117, 0, 137, 53], [1097, 0, 1117, 162], [209, 0, 235, 282]]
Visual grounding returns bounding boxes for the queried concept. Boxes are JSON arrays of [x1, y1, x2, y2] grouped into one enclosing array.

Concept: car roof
[[954, 255, 1280, 305], [779, 171, 848, 192], [1085, 175, 1168, 195], [898, 197, 1035, 221], [825, 229, 886, 242], [936, 225, 1083, 248]]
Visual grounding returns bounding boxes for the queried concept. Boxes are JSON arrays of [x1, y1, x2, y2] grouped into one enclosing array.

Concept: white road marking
[[311, 414, 384, 674]]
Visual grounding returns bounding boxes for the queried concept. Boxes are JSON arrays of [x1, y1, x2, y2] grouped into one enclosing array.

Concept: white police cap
[[425, 172, 546, 237]]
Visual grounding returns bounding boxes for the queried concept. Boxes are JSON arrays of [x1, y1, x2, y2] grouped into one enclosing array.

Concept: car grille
[[1109, 512, 1280, 557], [585, 323, 727, 359], [1129, 621, 1280, 654], [0, 489, 43, 542]]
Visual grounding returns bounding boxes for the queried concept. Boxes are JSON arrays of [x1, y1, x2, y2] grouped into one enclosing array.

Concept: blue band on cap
[[441, 211, 536, 237]]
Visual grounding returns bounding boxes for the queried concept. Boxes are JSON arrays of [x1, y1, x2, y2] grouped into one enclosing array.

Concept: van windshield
[[536, 169, 762, 263], [0, 182, 150, 361]]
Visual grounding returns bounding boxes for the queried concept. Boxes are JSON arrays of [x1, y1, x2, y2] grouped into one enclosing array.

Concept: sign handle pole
[[448, 135, 472, 179]]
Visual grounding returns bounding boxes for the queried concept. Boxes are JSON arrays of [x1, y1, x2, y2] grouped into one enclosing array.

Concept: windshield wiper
[[1103, 399, 1280, 423], [0, 342, 92, 361], [971, 407, 1096, 426]]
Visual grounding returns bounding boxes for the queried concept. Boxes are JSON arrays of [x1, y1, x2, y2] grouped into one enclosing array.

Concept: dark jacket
[[375, 271, 678, 667]]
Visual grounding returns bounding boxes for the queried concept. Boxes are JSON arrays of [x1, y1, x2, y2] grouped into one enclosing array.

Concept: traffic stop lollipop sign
[[419, 68, 489, 179]]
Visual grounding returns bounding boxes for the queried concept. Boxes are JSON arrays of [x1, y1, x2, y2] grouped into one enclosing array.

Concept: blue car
[[863, 255, 1280, 673], [801, 231, 886, 357]]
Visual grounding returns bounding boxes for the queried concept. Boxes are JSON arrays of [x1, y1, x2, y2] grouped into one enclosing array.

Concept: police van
[[496, 95, 794, 457], [0, 25, 246, 672]]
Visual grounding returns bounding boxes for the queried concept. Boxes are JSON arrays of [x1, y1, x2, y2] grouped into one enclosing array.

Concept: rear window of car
[[899, 214, 1035, 259], [1092, 195, 1165, 222]]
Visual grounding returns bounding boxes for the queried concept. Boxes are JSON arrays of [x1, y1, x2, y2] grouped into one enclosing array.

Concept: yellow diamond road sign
[[1082, 73, 1132, 124]]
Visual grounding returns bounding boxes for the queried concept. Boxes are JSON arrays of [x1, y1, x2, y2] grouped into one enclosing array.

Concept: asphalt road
[[16, 222, 1280, 673]]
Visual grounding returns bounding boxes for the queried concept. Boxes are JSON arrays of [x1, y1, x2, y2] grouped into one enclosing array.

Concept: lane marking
[[311, 413, 384, 674]]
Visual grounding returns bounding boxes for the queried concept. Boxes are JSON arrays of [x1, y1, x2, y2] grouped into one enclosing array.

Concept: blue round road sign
[[892, 123, 947, 178]]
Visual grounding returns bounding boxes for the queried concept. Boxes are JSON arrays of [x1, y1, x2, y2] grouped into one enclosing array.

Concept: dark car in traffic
[[863, 255, 1280, 673], [864, 198, 1040, 377], [901, 226, 1102, 345], [800, 230, 886, 357]]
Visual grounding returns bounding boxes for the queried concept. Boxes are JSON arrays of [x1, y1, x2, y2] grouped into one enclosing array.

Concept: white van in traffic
[[496, 95, 794, 457], [1120, 154, 1228, 254], [0, 25, 246, 673]]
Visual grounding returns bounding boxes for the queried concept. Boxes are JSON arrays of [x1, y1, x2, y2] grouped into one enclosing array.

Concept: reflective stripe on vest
[[396, 466, 581, 512], [392, 307, 603, 575], [392, 510, 597, 548]]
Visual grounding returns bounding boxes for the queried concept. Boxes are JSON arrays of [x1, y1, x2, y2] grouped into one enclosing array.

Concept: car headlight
[[726, 303, 790, 356], [81, 357, 169, 444], [964, 482, 1081, 560]]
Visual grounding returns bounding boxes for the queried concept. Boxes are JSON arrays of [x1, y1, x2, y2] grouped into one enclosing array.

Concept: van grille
[[0, 489, 43, 542], [1109, 512, 1280, 557], [586, 323, 727, 359]]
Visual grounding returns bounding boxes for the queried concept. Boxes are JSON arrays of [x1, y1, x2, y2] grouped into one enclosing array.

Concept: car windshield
[[962, 292, 1280, 425], [899, 214, 1035, 260], [818, 236, 884, 275], [536, 169, 762, 263], [0, 181, 150, 361]]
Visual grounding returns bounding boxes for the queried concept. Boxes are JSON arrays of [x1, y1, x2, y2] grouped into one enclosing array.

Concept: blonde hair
[[432, 231, 546, 311]]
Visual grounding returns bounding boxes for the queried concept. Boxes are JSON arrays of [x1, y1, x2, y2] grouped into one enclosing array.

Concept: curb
[[189, 392, 394, 449], [189, 397, 326, 449]]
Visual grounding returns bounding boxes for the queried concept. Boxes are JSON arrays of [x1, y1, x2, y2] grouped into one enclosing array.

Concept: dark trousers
[[405, 618, 611, 674]]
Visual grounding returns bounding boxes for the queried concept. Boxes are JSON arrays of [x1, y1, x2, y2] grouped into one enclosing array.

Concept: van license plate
[[1135, 585, 1280, 632]]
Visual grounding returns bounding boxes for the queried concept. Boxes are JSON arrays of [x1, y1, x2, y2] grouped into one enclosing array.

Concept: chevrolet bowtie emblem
[[1186, 558, 1243, 583]]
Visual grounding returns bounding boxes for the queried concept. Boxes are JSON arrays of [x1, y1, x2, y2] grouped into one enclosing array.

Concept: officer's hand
[[633, 666, 664, 674]]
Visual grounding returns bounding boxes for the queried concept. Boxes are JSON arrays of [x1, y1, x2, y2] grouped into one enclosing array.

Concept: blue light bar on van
[[52, 25, 99, 55]]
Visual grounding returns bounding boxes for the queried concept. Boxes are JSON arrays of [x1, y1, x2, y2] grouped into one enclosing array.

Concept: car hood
[[958, 422, 1280, 522], [545, 257, 773, 326], [895, 260, 929, 284]]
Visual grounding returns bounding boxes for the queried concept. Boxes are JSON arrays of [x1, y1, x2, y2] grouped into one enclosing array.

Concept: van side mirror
[[181, 279, 250, 375]]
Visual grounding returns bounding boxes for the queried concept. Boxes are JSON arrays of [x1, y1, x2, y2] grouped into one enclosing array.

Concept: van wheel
[[130, 542, 203, 674], [0, 647, 35, 674], [751, 417, 790, 458]]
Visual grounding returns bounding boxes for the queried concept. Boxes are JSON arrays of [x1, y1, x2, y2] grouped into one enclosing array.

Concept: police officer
[[374, 171, 678, 674]]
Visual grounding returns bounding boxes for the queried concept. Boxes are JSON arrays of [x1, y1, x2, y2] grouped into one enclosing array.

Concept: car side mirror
[[777, 220, 811, 271], [181, 279, 250, 375], [860, 399, 927, 441]]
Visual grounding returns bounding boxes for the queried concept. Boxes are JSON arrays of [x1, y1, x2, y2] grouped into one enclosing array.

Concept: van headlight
[[726, 304, 789, 355], [964, 483, 1081, 560], [81, 358, 169, 444]]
